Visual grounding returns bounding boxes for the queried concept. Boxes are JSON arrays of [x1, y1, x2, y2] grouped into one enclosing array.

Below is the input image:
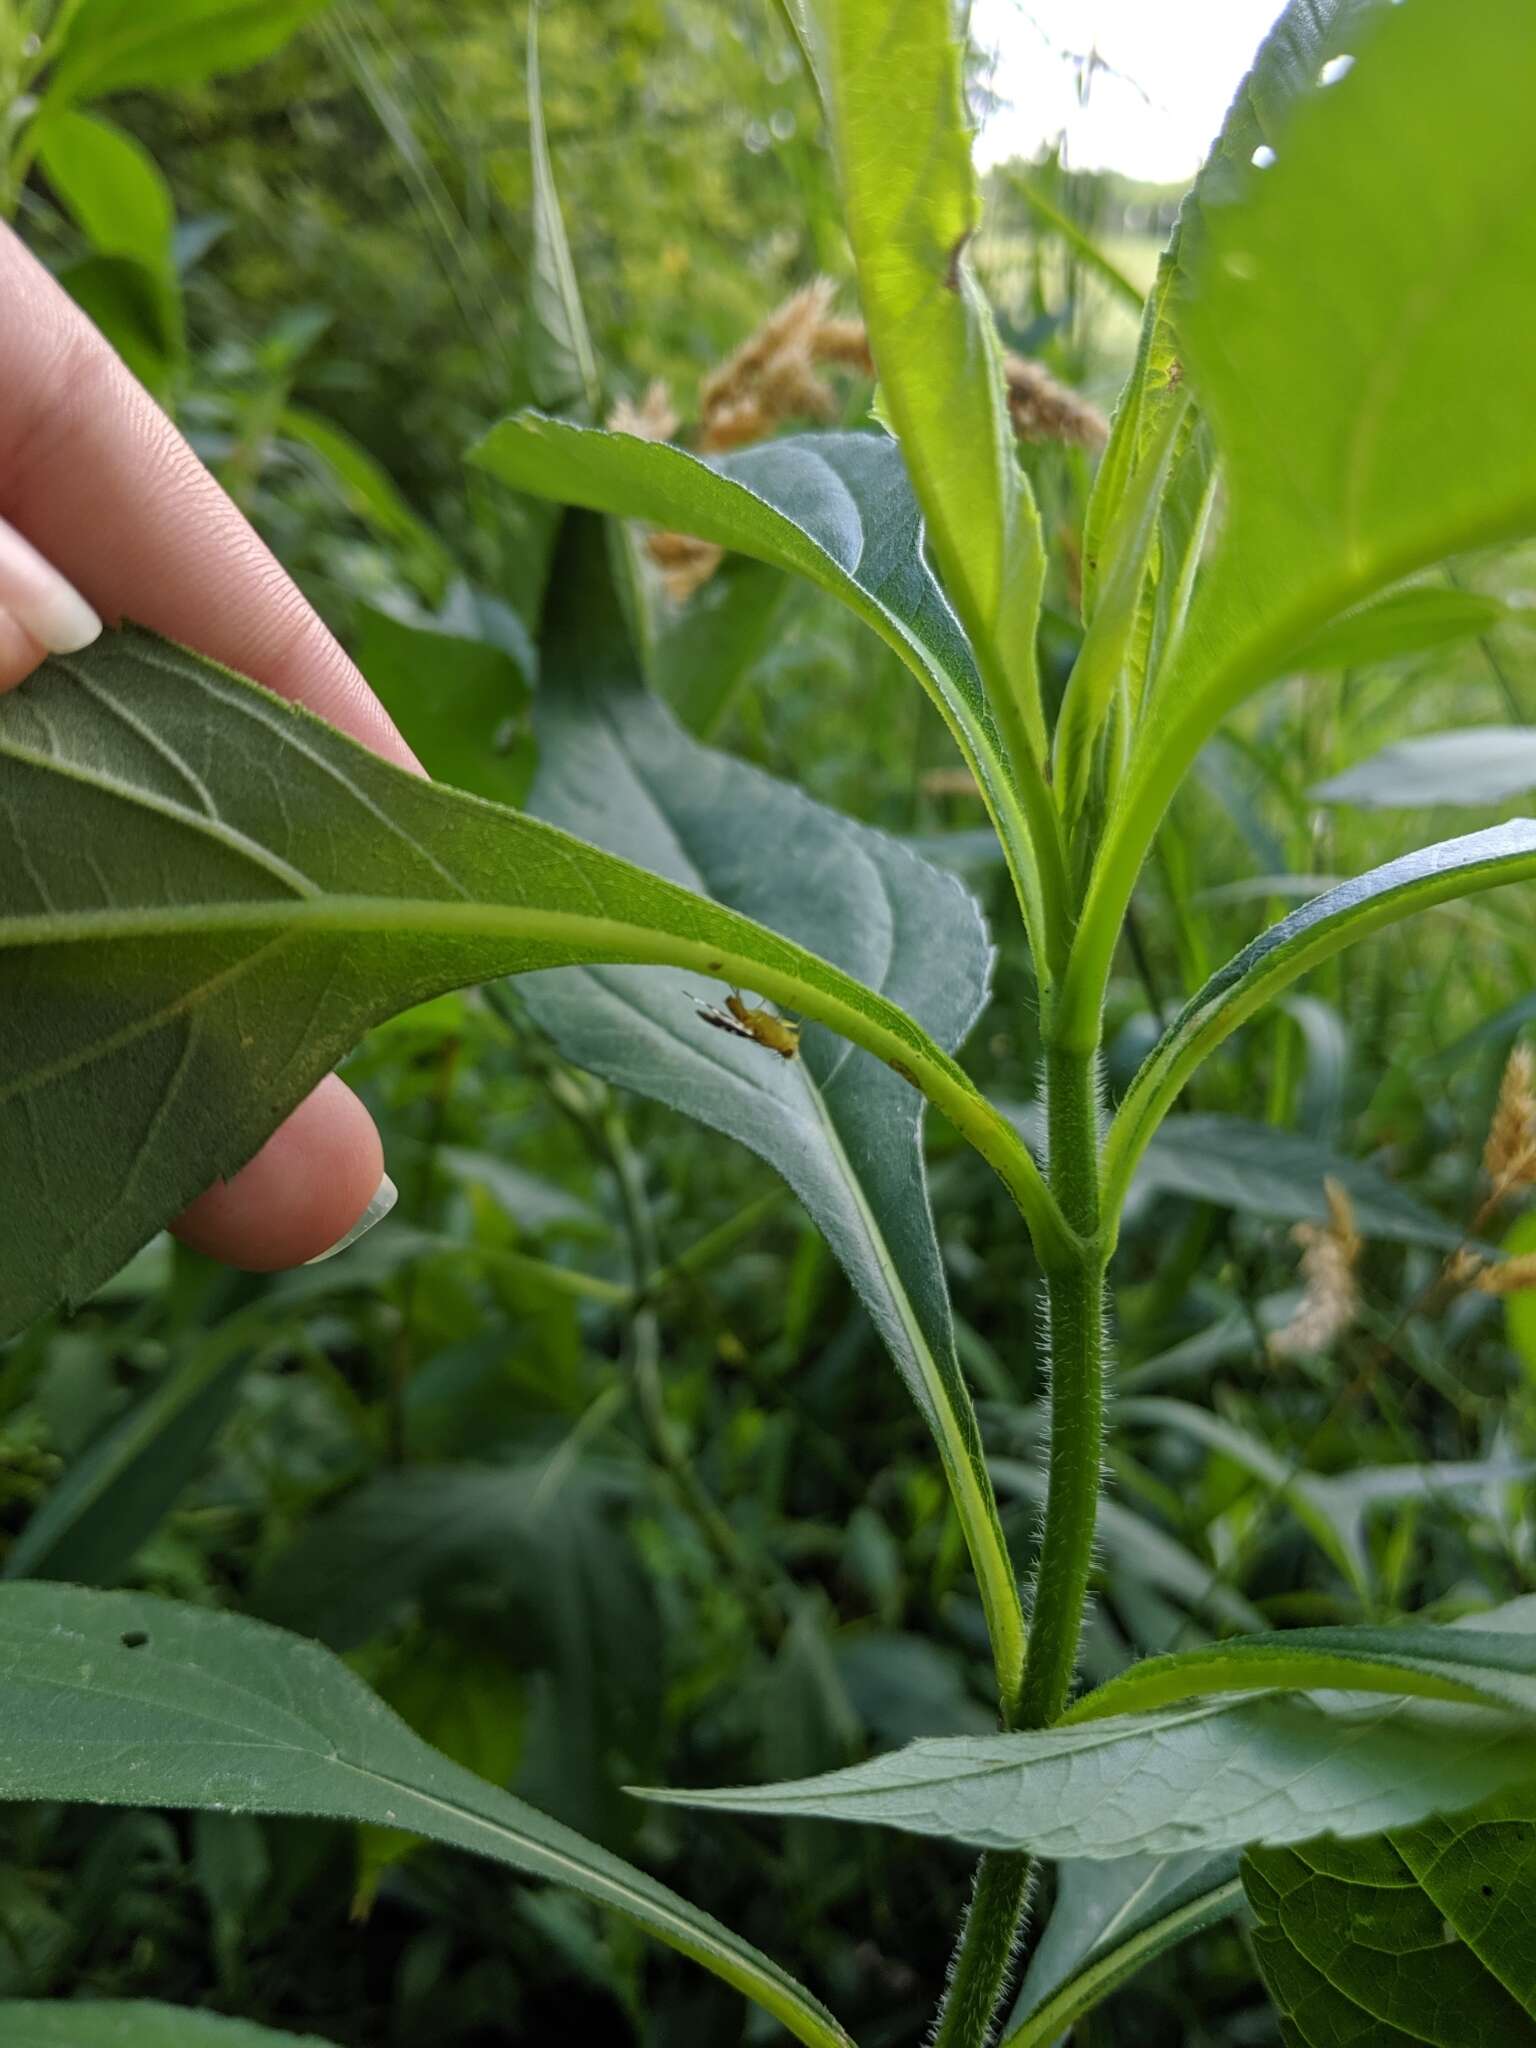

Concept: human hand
[[0, 223, 412, 1272]]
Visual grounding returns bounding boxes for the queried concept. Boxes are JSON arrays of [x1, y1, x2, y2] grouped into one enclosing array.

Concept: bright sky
[[972, 0, 1289, 183]]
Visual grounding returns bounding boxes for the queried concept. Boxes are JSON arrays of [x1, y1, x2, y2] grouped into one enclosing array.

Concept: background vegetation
[[5, 4, 1536, 2043]]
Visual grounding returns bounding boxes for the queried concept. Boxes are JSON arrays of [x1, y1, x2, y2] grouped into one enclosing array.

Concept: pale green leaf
[[523, 8, 600, 419], [1064, 1610, 1536, 1727], [1068, 0, 1536, 1042], [0, 1585, 850, 2048], [810, 0, 1049, 770], [1292, 586, 1512, 674], [468, 417, 1059, 983], [1314, 729, 1536, 811], [33, 110, 179, 349], [644, 1603, 1536, 1861], [1003, 1854, 1245, 2048], [1133, 1114, 1465, 1249], [1105, 825, 1536, 1227]]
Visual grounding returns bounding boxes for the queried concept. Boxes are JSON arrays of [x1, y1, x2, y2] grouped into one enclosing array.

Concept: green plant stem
[[930, 1851, 1035, 2048], [932, 1044, 1109, 2044]]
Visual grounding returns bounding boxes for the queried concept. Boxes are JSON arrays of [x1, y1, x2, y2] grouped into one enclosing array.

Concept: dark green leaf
[[1245, 1797, 1536, 2045], [0, 626, 1053, 1336], [0, 1584, 850, 2048], [520, 519, 1024, 1712], [352, 598, 533, 808], [44, 0, 336, 104], [0, 2007, 332, 2047]]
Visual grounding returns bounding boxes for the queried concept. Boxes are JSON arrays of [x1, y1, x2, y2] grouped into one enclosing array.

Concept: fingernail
[[303, 1173, 398, 1266], [0, 512, 102, 655]]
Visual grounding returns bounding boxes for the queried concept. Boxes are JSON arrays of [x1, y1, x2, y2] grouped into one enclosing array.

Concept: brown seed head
[[1268, 1176, 1362, 1360]]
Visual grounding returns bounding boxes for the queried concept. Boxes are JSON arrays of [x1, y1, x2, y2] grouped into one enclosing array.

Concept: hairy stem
[[930, 1851, 1034, 2048], [932, 1045, 1108, 2044], [1018, 1043, 1106, 1728]]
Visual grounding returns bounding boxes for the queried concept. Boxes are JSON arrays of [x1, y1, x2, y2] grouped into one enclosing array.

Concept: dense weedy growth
[[4, 3, 1536, 2045]]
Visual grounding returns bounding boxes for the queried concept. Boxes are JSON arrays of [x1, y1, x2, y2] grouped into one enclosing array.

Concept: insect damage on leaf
[[686, 990, 802, 1061]]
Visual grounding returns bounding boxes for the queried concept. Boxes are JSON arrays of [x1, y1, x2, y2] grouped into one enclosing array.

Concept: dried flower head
[[1483, 1041, 1536, 1203], [698, 278, 839, 453], [811, 317, 876, 375], [1268, 1176, 1362, 1360], [644, 528, 723, 604], [1003, 354, 1109, 450], [606, 380, 679, 443], [1473, 1252, 1536, 1296]]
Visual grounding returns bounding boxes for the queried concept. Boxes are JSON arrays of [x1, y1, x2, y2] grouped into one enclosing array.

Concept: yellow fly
[[686, 989, 801, 1061]]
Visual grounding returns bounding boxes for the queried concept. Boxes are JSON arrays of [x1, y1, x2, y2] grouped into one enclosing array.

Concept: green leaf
[[1245, 1796, 1536, 2045], [0, 2006, 332, 2047], [43, 0, 336, 104], [1291, 585, 1513, 674], [643, 1604, 1536, 1861], [0, 625, 1061, 1335], [1117, 1397, 1532, 1600], [352, 597, 533, 808], [277, 406, 456, 589], [54, 253, 176, 398], [1002, 1854, 1245, 2048], [523, 8, 600, 419], [1067, 0, 1536, 1043], [468, 416, 1061, 986], [1133, 1114, 1465, 1249], [653, 556, 787, 738], [2, 1340, 248, 1585], [1314, 728, 1536, 811], [991, 1459, 1266, 1638], [257, 1460, 659, 1846], [1001, 165, 1145, 312], [520, 518, 1024, 1714], [33, 110, 182, 354], [1500, 1209, 1536, 1388], [1104, 825, 1536, 1228], [809, 0, 1050, 777], [1064, 1608, 1536, 1726], [0, 1584, 850, 2048]]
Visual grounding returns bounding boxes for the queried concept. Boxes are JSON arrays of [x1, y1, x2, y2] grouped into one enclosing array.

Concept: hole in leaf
[[1251, 144, 1278, 168], [1319, 53, 1356, 84]]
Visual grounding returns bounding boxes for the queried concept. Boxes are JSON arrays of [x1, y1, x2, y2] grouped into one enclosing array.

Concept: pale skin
[[0, 222, 413, 1270]]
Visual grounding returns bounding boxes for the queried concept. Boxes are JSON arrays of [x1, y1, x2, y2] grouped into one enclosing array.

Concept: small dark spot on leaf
[[706, 961, 723, 973], [888, 1059, 919, 1088], [945, 232, 973, 292], [1482, 1883, 1494, 1897], [120, 1630, 149, 1649]]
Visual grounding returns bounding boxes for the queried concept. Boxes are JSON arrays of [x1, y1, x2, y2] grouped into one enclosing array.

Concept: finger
[[0, 508, 100, 690], [0, 604, 47, 692], [0, 225, 420, 1273], [0, 223, 419, 769], [171, 1075, 395, 1271]]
